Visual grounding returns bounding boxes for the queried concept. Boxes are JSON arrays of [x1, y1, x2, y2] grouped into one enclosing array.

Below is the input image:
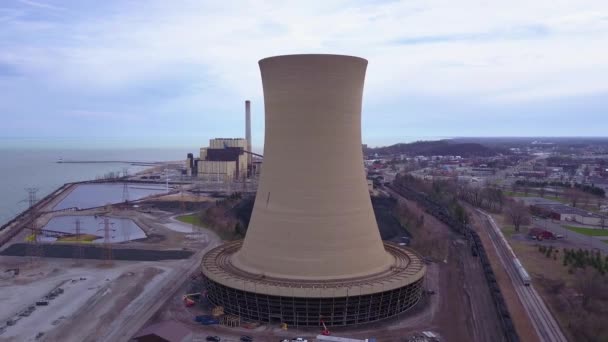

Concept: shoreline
[[0, 160, 181, 240]]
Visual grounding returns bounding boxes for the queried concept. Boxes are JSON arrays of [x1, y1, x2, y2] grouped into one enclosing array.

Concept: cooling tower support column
[[201, 54, 426, 327]]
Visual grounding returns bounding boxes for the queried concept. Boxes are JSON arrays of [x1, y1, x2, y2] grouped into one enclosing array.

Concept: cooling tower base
[[201, 241, 426, 327]]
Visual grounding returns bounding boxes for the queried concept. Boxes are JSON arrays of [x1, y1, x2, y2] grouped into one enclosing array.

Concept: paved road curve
[[477, 210, 567, 342]]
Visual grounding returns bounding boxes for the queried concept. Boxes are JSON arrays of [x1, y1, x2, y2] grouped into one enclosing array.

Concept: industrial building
[[197, 138, 248, 181], [530, 200, 606, 226], [201, 54, 426, 327], [186, 100, 256, 181]]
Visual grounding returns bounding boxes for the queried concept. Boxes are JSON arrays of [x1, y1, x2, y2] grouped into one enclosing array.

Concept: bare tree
[[566, 188, 583, 207], [511, 182, 520, 194], [505, 199, 531, 232], [576, 269, 608, 308], [600, 216, 607, 230], [539, 185, 546, 198], [581, 193, 592, 209]]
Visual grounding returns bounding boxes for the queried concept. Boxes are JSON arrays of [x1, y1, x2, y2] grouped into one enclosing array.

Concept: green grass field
[[176, 214, 204, 226], [501, 225, 517, 238], [57, 234, 98, 243], [564, 225, 608, 237], [503, 191, 567, 202], [176, 214, 237, 240], [504, 191, 526, 197]]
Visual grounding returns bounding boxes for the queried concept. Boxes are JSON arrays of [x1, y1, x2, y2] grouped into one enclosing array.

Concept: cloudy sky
[[1, 0, 607, 149]]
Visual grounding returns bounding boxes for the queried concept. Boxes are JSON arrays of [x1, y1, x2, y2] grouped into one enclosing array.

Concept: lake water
[[0, 147, 190, 226], [54, 183, 168, 210], [41, 215, 146, 243]]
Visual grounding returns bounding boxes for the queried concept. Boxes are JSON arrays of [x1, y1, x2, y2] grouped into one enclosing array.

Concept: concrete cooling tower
[[201, 54, 425, 327]]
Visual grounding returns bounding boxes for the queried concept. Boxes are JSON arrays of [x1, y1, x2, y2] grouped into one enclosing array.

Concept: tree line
[[514, 179, 605, 197]]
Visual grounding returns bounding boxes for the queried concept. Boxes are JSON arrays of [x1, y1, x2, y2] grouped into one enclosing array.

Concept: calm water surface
[[0, 148, 188, 225]]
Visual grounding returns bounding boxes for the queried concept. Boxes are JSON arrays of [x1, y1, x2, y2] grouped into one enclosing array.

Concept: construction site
[[0, 54, 518, 342]]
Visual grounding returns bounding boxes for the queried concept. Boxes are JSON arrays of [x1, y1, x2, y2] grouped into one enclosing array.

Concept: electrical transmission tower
[[97, 218, 115, 266], [73, 218, 84, 265], [26, 219, 43, 264], [25, 188, 43, 264], [122, 183, 130, 203], [26, 187, 39, 208]]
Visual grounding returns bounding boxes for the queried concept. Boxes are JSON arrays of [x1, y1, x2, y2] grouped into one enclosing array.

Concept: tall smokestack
[[245, 100, 252, 167]]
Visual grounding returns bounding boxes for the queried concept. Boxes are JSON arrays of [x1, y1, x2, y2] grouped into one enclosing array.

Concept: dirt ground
[[467, 208, 540, 342], [0, 257, 165, 342], [0, 189, 220, 342], [40, 264, 166, 342]]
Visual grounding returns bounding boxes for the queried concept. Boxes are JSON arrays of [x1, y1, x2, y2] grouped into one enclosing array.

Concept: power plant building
[[194, 138, 248, 181], [201, 54, 425, 327]]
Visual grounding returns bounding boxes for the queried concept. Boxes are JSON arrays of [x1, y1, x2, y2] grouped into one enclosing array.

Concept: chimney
[[245, 100, 252, 167]]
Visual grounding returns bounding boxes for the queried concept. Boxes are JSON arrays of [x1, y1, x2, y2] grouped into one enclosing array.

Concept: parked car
[[240, 336, 253, 342], [206, 336, 221, 342], [196, 315, 220, 325]]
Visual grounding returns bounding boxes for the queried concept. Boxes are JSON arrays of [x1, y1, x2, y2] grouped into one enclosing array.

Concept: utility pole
[[122, 167, 130, 203], [73, 218, 84, 265]]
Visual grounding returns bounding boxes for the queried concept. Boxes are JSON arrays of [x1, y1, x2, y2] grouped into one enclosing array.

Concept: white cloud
[[18, 0, 66, 11], [63, 2, 608, 97], [2, 0, 608, 117]]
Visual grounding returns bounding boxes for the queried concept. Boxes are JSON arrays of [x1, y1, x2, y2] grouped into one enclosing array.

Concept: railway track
[[476, 210, 567, 342], [386, 184, 520, 342]]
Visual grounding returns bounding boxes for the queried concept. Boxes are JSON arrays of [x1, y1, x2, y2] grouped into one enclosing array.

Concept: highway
[[476, 210, 567, 342]]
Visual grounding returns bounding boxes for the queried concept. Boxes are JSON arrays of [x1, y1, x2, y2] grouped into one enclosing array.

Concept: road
[[535, 218, 608, 253], [476, 210, 567, 342], [100, 231, 221, 342]]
